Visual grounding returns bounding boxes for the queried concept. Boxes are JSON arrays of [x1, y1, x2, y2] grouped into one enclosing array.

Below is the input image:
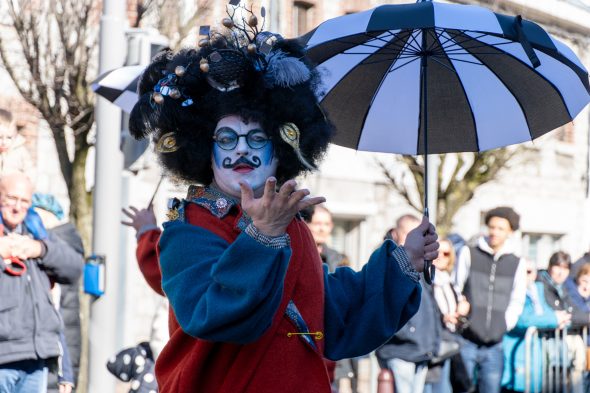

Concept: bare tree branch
[[379, 148, 520, 235]]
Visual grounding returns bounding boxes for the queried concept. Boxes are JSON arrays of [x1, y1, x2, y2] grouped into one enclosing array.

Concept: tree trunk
[[67, 145, 92, 393]]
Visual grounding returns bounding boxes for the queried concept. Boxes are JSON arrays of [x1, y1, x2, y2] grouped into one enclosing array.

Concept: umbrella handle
[[423, 260, 435, 285], [422, 208, 435, 285]]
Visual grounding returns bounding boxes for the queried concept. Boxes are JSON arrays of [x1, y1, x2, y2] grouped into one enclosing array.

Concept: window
[[293, 1, 313, 36], [331, 218, 363, 270], [522, 232, 564, 269]]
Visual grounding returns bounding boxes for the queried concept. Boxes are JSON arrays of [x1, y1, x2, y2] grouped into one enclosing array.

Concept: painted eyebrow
[[214, 127, 266, 135]]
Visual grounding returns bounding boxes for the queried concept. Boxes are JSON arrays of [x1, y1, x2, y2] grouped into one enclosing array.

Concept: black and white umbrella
[[91, 65, 144, 113], [301, 0, 590, 155], [300, 0, 590, 282]]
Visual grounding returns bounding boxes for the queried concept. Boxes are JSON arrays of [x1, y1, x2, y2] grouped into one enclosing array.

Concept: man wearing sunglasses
[[0, 173, 83, 393]]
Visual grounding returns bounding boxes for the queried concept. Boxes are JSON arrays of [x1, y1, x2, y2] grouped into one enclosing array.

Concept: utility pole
[[88, 0, 126, 391]]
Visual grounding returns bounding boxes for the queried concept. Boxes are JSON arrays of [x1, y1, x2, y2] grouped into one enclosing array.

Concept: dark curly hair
[[129, 36, 333, 185], [484, 206, 520, 231]]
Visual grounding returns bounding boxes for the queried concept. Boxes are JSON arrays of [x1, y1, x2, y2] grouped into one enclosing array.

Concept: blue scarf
[[0, 207, 47, 240]]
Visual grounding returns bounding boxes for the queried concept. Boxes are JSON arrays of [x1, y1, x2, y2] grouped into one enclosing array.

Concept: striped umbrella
[[301, 0, 590, 155], [91, 65, 144, 113], [300, 0, 590, 282]]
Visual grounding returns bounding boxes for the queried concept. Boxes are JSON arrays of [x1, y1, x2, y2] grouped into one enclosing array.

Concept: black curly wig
[[129, 31, 333, 186]]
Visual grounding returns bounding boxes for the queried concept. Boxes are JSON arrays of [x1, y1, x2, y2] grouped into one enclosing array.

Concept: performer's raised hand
[[403, 216, 439, 272], [121, 205, 157, 233], [240, 177, 325, 237]]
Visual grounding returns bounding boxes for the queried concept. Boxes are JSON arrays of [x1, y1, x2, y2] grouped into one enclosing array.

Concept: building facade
[[1, 2, 589, 387]]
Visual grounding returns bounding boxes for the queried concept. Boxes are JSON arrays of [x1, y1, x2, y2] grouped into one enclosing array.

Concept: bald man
[[0, 173, 83, 393]]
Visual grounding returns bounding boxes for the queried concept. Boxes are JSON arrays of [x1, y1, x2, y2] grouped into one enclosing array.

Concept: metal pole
[[88, 1, 126, 392], [420, 29, 435, 284], [524, 326, 537, 393]]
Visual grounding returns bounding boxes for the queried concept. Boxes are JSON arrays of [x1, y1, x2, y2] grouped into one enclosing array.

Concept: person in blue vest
[[454, 206, 527, 393]]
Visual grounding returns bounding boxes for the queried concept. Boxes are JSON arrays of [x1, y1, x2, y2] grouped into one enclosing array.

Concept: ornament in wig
[[128, 2, 333, 186]]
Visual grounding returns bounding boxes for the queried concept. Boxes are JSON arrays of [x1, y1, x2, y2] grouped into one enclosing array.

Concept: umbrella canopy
[[300, 1, 590, 155], [91, 65, 144, 113]]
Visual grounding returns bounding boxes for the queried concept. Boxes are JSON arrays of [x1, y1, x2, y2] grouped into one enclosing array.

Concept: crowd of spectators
[[377, 206, 590, 393]]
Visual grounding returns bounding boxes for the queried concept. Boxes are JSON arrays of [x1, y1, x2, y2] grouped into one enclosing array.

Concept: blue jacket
[[502, 282, 558, 392]]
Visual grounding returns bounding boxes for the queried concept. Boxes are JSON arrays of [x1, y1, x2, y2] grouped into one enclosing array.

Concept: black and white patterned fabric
[[300, 0, 590, 154], [106, 341, 158, 393], [91, 65, 144, 113]]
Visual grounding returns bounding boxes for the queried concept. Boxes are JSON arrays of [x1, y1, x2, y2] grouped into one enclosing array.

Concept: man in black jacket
[[376, 214, 441, 393], [0, 173, 83, 392]]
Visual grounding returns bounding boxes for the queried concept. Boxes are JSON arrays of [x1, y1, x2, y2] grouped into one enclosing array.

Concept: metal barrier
[[524, 326, 588, 393], [524, 326, 538, 393]]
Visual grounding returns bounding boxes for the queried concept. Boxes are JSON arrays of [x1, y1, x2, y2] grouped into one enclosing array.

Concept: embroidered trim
[[285, 300, 321, 351], [244, 224, 290, 249], [393, 245, 420, 282], [187, 185, 238, 218]]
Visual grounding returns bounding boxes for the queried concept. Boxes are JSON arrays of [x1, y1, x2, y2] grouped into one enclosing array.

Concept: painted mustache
[[222, 156, 262, 169]]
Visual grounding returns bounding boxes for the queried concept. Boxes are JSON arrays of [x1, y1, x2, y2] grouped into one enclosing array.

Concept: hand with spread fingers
[[402, 215, 439, 272], [121, 205, 157, 233], [240, 177, 325, 237]]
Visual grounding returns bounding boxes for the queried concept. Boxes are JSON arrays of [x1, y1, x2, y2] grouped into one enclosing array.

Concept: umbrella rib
[[388, 56, 421, 73], [334, 39, 387, 51], [429, 57, 459, 74], [425, 29, 443, 53], [360, 32, 399, 47], [441, 30, 484, 47], [443, 57, 485, 66], [362, 55, 413, 66], [405, 30, 425, 54], [444, 51, 511, 56], [442, 41, 515, 53], [435, 28, 462, 50]]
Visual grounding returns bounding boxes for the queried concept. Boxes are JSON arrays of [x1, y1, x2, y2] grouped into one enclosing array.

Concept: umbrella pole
[[420, 31, 436, 285]]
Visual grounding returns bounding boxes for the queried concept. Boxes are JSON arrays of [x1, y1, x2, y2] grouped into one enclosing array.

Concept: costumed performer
[[128, 5, 439, 392]]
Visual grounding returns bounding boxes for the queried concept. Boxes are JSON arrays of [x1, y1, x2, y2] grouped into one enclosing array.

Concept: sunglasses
[[213, 128, 270, 150]]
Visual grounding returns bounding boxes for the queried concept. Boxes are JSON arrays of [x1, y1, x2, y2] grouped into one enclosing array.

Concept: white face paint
[[211, 115, 278, 198]]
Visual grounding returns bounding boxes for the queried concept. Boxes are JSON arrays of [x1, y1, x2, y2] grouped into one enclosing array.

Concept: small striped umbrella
[[91, 65, 144, 113], [300, 0, 590, 282]]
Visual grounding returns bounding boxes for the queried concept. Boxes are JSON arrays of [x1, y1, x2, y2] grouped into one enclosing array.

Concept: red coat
[[153, 203, 332, 393]]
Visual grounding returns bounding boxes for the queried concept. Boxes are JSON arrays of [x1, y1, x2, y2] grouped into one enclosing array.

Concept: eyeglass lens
[[214, 128, 269, 150]]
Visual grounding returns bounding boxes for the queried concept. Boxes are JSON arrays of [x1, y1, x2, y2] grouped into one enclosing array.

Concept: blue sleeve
[[514, 284, 558, 331], [58, 330, 74, 385], [323, 240, 421, 360], [159, 221, 291, 344], [514, 301, 558, 330]]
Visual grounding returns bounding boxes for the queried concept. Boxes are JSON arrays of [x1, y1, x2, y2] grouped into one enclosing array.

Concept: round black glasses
[[213, 128, 270, 150]]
